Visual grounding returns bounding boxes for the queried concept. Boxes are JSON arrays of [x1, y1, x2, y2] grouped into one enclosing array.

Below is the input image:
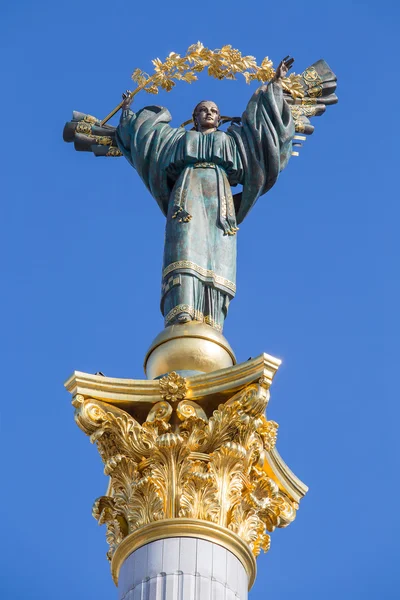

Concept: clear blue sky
[[1, 0, 398, 598]]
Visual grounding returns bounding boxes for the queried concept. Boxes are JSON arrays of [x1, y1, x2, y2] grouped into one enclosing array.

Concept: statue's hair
[[192, 100, 221, 130]]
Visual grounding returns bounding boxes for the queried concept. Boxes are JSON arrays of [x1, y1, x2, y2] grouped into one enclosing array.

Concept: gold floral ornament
[[73, 380, 299, 569], [159, 371, 187, 402], [100, 42, 304, 125]]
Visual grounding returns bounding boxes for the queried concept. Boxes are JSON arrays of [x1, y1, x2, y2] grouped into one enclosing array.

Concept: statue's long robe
[[116, 83, 294, 330]]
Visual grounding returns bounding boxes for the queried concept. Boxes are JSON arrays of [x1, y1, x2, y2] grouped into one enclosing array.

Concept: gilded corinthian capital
[[66, 354, 307, 588]]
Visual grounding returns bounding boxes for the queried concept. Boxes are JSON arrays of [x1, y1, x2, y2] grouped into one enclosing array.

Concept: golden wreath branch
[[100, 42, 304, 126]]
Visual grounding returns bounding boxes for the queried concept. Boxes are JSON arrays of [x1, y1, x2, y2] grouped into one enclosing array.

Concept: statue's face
[[194, 101, 220, 131]]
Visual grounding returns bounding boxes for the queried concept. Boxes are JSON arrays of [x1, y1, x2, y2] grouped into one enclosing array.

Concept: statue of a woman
[[63, 57, 337, 334], [116, 59, 294, 332]]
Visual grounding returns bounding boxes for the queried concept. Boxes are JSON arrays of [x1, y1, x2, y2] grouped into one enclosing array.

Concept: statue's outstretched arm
[[63, 113, 122, 157], [232, 57, 338, 224], [282, 59, 338, 135], [62, 91, 138, 158]]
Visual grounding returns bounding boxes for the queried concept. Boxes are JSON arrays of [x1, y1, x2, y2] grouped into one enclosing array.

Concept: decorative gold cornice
[[65, 352, 280, 408], [111, 519, 257, 588], [264, 447, 308, 505]]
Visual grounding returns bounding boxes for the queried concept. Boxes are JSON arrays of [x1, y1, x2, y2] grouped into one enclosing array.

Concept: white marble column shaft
[[118, 537, 249, 600]]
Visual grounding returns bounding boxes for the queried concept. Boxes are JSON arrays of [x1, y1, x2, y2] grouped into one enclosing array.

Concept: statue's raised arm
[[116, 99, 185, 218], [228, 58, 296, 225]]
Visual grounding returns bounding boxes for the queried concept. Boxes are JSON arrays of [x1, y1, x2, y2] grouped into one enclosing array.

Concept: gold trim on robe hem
[[162, 261, 236, 295], [164, 304, 223, 332]]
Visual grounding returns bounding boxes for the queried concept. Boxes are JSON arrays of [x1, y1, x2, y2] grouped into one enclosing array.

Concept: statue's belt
[[192, 162, 217, 169]]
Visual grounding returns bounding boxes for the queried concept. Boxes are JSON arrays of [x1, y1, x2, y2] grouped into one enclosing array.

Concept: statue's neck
[[197, 127, 217, 135]]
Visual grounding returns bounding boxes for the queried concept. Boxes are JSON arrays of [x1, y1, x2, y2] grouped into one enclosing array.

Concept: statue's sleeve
[[116, 108, 136, 164], [229, 82, 295, 224], [116, 106, 185, 217]]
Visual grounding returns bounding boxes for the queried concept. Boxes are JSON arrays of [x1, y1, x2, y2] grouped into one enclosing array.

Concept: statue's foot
[[175, 312, 192, 324]]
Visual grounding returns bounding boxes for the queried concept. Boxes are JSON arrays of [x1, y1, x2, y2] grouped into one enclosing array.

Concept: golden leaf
[[281, 73, 305, 99], [208, 64, 224, 80], [199, 47, 213, 61], [257, 416, 278, 452], [243, 71, 256, 84], [179, 471, 218, 521], [153, 73, 176, 91], [242, 55, 257, 70], [144, 84, 159, 95], [191, 61, 207, 72], [261, 56, 273, 69], [129, 476, 164, 528], [255, 66, 275, 83], [176, 60, 189, 72], [131, 68, 143, 83], [229, 504, 267, 554], [182, 71, 197, 83], [152, 58, 164, 72], [187, 41, 204, 55]]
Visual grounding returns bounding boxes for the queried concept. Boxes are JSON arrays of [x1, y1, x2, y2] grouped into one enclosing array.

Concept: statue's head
[[192, 100, 220, 132]]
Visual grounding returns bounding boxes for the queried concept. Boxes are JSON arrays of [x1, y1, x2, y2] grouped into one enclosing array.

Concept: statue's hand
[[274, 56, 295, 83], [121, 90, 133, 110]]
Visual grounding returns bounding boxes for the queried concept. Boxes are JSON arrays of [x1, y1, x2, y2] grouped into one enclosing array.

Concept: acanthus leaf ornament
[[72, 377, 300, 566]]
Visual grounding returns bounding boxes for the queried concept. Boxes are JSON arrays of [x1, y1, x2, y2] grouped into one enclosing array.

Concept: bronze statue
[[64, 50, 337, 333]]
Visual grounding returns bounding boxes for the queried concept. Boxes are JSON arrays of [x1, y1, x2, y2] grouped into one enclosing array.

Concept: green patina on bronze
[[115, 82, 293, 331], [63, 58, 338, 332]]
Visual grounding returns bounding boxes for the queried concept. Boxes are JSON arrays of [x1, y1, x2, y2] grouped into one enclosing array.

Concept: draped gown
[[116, 82, 295, 331]]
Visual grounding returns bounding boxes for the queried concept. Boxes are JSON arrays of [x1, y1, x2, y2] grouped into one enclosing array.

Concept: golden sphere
[[144, 322, 236, 379]]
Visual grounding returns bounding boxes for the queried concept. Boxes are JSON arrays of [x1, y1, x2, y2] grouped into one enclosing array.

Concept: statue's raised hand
[[274, 56, 294, 82], [121, 90, 133, 110]]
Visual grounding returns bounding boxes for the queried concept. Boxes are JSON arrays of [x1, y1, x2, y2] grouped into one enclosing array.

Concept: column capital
[[65, 354, 307, 589]]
